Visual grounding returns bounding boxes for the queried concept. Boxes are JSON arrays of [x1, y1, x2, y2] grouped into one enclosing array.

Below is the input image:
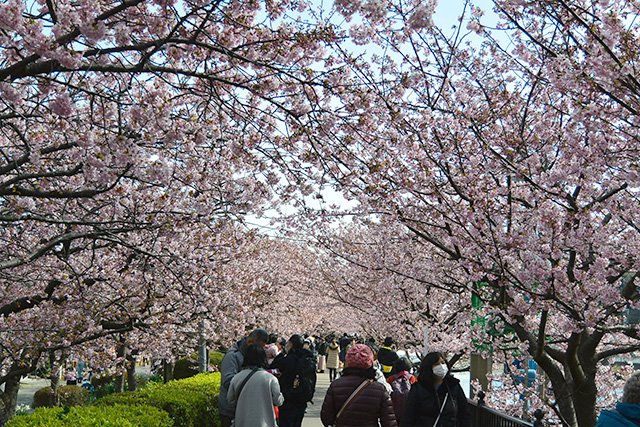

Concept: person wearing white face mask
[[399, 352, 471, 427]]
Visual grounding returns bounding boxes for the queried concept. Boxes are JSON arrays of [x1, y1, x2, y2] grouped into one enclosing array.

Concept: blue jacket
[[597, 403, 640, 427]]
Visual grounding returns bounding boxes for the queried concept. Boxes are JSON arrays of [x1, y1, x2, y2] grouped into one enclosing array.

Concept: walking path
[[16, 376, 49, 409], [302, 370, 471, 426], [302, 370, 331, 427]]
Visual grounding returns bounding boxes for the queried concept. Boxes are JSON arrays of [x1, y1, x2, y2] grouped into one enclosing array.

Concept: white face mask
[[433, 364, 448, 379]]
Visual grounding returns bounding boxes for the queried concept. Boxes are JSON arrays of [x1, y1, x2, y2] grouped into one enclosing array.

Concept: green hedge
[[94, 373, 221, 427], [91, 373, 117, 398], [173, 358, 198, 381], [32, 387, 55, 409], [6, 404, 172, 427], [210, 351, 225, 368], [32, 385, 90, 409], [57, 385, 91, 407], [91, 373, 116, 388]]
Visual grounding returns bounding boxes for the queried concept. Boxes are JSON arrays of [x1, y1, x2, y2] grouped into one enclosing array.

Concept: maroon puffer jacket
[[320, 374, 397, 427]]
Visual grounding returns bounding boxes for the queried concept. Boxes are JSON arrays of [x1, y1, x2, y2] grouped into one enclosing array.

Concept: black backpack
[[317, 341, 329, 356], [286, 353, 317, 404]]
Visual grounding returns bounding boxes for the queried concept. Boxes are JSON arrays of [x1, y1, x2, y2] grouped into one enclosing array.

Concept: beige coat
[[326, 343, 340, 370]]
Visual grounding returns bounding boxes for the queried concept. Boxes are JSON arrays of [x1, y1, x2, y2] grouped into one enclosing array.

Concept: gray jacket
[[218, 338, 248, 417], [227, 368, 284, 427]]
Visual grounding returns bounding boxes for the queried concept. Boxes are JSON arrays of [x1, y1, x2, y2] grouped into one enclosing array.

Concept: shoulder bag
[[236, 367, 260, 398]]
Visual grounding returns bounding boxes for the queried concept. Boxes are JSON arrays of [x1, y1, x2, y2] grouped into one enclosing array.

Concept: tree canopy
[[2, 0, 640, 426]]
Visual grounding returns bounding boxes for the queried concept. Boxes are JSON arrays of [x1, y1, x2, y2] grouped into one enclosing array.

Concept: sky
[[435, 0, 498, 29], [244, 0, 502, 235]]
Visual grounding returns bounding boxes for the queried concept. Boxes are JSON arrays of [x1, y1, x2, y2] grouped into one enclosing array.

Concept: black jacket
[[271, 347, 315, 408], [399, 376, 471, 427]]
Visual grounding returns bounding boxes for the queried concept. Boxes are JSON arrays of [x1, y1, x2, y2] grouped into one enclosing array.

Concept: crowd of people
[[217, 328, 471, 427]]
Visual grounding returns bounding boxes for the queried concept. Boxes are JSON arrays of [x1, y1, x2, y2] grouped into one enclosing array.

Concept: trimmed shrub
[[173, 358, 198, 380], [90, 372, 138, 397], [90, 373, 115, 399], [32, 387, 55, 409], [57, 385, 90, 407], [90, 373, 115, 389], [94, 372, 221, 427], [94, 381, 115, 398], [6, 404, 172, 427], [136, 374, 149, 390], [148, 373, 163, 384], [210, 351, 225, 368]]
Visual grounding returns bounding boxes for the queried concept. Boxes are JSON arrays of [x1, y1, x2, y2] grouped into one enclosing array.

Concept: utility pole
[[198, 319, 207, 373]]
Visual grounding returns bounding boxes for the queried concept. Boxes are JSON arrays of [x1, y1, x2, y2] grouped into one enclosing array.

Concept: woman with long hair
[[399, 352, 471, 427]]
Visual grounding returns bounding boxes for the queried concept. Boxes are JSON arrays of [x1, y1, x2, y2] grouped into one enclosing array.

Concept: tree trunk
[[549, 375, 579, 427], [571, 354, 599, 427], [49, 350, 66, 407], [572, 378, 598, 427], [0, 370, 22, 424], [114, 340, 127, 393], [126, 354, 137, 392], [511, 320, 598, 427], [163, 359, 174, 383], [198, 319, 207, 373]]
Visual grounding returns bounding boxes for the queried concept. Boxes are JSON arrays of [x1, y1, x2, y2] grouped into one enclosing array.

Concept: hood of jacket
[[618, 402, 640, 419], [234, 337, 248, 356]]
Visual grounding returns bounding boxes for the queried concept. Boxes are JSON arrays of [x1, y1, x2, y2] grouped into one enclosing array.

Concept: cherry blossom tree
[[0, 0, 340, 421], [3, 1, 640, 426], [301, 219, 471, 350], [264, 1, 640, 426]]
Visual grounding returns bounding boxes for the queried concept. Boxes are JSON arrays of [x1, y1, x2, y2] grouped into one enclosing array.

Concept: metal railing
[[468, 391, 545, 427]]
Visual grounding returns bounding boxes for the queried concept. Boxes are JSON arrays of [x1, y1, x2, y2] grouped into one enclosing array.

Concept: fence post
[[533, 408, 544, 427], [475, 390, 486, 427], [477, 390, 486, 406], [470, 353, 492, 398]]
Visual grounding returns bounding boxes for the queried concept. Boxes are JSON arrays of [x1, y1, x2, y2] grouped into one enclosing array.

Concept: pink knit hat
[[346, 344, 374, 369], [265, 343, 279, 363]]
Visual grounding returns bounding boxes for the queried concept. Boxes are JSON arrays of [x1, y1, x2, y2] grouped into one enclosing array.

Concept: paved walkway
[[301, 370, 471, 427], [302, 370, 332, 427], [16, 376, 49, 409]]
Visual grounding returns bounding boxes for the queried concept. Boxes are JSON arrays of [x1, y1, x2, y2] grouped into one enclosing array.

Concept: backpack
[[390, 374, 412, 421], [285, 353, 317, 404], [317, 341, 328, 356]]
